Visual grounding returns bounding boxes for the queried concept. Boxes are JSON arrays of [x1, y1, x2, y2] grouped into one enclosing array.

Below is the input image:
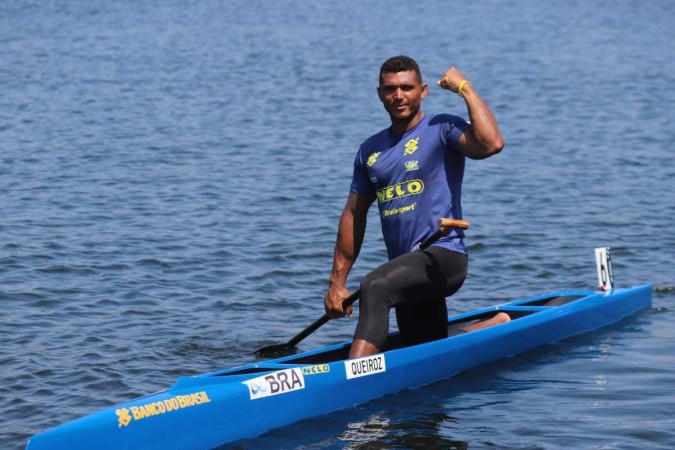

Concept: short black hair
[[379, 55, 422, 86]]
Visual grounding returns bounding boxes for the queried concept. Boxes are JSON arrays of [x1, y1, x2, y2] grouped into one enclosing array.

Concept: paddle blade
[[254, 343, 299, 359]]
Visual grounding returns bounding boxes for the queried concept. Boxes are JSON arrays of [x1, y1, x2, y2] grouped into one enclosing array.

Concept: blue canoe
[[26, 284, 652, 450]]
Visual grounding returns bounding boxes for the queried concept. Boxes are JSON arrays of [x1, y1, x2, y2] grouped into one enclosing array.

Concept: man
[[324, 55, 507, 359]]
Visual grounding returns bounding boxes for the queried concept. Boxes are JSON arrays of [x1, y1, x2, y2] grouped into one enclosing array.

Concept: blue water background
[[1, 1, 674, 448]]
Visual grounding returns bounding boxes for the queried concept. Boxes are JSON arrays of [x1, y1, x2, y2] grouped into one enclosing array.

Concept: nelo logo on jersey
[[376, 179, 424, 203]]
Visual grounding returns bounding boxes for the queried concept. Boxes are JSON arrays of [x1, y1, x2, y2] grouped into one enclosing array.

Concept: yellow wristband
[[458, 80, 472, 97]]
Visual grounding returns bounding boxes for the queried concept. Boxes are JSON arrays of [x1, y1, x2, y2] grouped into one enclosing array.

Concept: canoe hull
[[26, 285, 652, 450]]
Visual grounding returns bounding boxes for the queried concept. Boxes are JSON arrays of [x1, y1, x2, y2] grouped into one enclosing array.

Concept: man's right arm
[[324, 192, 374, 318], [437, 67, 505, 160]]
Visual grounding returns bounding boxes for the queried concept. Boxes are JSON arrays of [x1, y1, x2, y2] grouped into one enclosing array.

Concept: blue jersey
[[350, 113, 470, 259]]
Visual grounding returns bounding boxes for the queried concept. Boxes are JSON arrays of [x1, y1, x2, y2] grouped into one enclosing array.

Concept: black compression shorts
[[353, 246, 468, 349]]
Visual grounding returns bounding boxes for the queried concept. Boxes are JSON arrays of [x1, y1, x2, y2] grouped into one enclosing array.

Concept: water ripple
[[2, 1, 675, 449]]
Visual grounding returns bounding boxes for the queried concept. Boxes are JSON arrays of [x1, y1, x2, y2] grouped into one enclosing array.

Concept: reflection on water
[[337, 409, 469, 450], [338, 413, 391, 446]]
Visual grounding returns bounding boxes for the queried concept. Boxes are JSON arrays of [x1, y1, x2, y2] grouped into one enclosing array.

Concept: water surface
[[1, 1, 674, 449]]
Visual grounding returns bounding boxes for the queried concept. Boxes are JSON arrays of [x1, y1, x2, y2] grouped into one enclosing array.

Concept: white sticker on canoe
[[243, 368, 305, 400], [344, 354, 386, 379]]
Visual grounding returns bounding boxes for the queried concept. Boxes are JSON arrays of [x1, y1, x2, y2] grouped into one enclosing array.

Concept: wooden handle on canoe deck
[[438, 218, 470, 234]]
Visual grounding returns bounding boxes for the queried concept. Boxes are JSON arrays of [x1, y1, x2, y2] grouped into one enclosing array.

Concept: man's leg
[[350, 248, 467, 358], [394, 248, 467, 347], [460, 312, 511, 332], [349, 339, 379, 359]]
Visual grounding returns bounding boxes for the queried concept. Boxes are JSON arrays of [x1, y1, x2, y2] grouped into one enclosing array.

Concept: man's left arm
[[437, 67, 505, 160]]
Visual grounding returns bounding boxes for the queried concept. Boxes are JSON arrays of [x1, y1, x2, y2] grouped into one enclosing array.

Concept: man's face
[[377, 70, 428, 122]]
